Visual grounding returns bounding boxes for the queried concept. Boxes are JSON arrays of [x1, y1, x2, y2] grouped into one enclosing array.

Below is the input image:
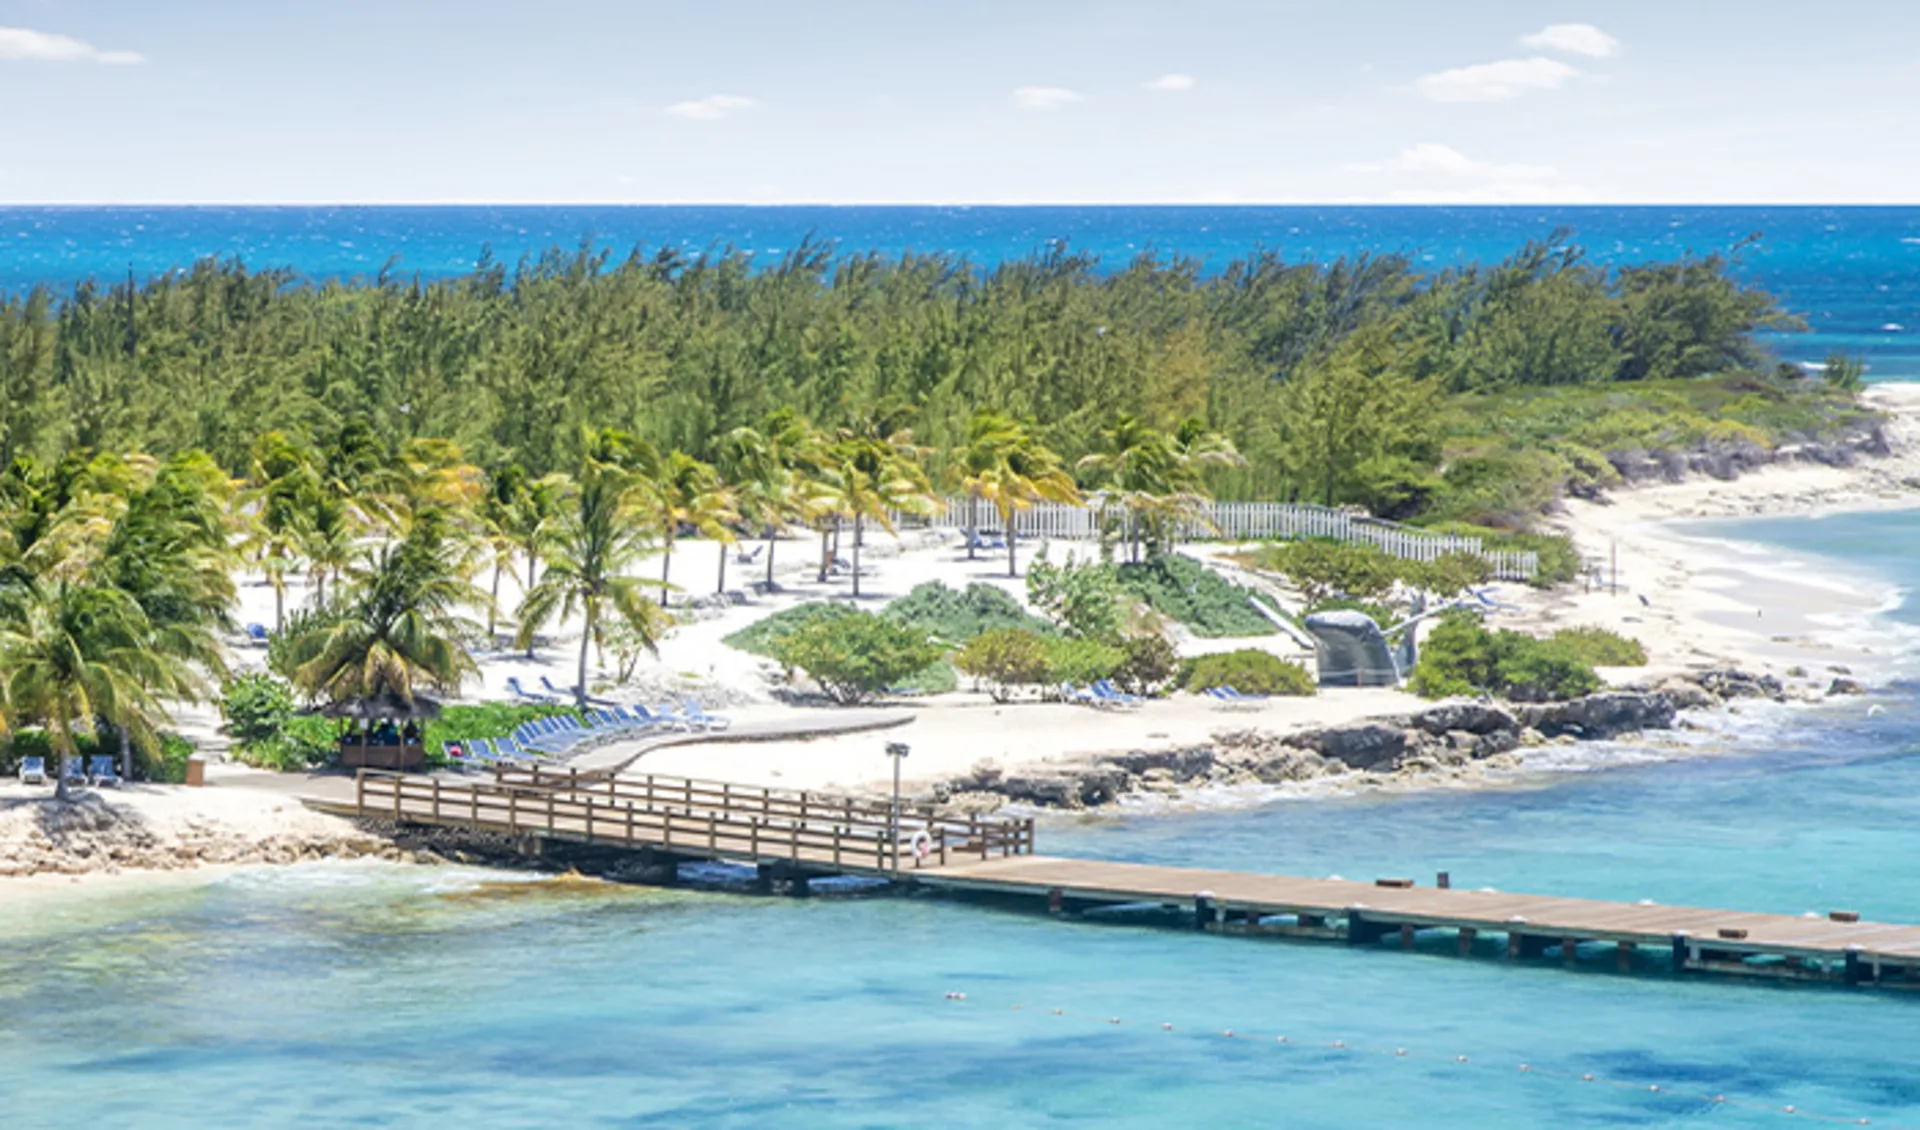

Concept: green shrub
[[1179, 649, 1316, 697], [267, 606, 349, 680], [1042, 636, 1126, 688], [1549, 625, 1648, 667], [892, 661, 959, 696], [1497, 640, 1601, 703], [1249, 540, 1399, 603], [1408, 613, 1602, 702], [1026, 554, 1126, 640], [1404, 551, 1494, 598], [240, 714, 339, 772], [1113, 634, 1180, 696], [152, 733, 196, 784], [1113, 554, 1276, 638], [955, 628, 1053, 701], [724, 602, 858, 657], [220, 673, 296, 748], [884, 581, 1053, 644], [424, 701, 579, 758], [766, 610, 946, 705]]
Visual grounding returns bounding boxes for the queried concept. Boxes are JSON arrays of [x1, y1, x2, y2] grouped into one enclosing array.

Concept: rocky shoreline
[[933, 669, 1819, 812], [0, 793, 441, 881]]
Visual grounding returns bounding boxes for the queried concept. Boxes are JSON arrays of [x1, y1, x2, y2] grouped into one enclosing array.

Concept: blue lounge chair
[[17, 756, 46, 785], [1059, 683, 1101, 707], [1221, 686, 1269, 703], [507, 676, 556, 703], [494, 736, 541, 763], [682, 698, 731, 731], [1090, 681, 1141, 709], [630, 704, 688, 731], [86, 755, 121, 786], [245, 622, 270, 644], [60, 757, 86, 789]]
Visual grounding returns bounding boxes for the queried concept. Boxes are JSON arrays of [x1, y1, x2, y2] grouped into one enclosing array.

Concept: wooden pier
[[313, 770, 1920, 989]]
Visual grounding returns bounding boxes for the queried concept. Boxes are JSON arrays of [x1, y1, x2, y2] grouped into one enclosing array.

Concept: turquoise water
[[7, 512, 1920, 1127], [3, 205, 1920, 376]]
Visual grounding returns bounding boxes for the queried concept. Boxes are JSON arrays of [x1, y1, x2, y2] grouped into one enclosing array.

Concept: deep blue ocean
[[4, 204, 1920, 378]]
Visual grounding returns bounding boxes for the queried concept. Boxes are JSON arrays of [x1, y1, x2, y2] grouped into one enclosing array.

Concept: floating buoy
[[1456, 1056, 1469, 1064], [1161, 1023, 1174, 1031], [1222, 1030, 1234, 1038], [1395, 1049, 1407, 1057], [1582, 1074, 1594, 1082]]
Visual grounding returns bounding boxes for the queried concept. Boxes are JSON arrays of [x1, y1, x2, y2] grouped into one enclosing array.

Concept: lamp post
[[887, 741, 910, 875]]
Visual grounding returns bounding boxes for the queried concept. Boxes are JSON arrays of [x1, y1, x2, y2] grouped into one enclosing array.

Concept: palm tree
[[280, 509, 480, 708], [715, 425, 786, 596], [516, 430, 668, 707], [479, 462, 531, 645], [819, 407, 935, 597], [241, 431, 319, 632], [0, 580, 171, 801], [953, 411, 1022, 561], [650, 450, 736, 604], [1076, 413, 1173, 564], [964, 414, 1081, 577]]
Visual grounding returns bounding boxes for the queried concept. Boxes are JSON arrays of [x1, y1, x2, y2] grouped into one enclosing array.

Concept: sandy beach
[[6, 386, 1918, 887]]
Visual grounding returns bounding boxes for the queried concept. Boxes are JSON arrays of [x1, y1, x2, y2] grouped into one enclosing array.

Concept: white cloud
[[0, 26, 142, 64], [664, 93, 756, 121], [1416, 56, 1578, 102], [1011, 85, 1085, 110], [1521, 23, 1620, 58], [1145, 73, 1196, 92]]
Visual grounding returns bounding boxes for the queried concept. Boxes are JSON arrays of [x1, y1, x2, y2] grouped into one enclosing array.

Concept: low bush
[[1042, 636, 1126, 688], [1249, 540, 1400, 603], [1178, 650, 1317, 697], [955, 628, 1053, 702], [425, 702, 579, 759], [766, 610, 946, 705], [1113, 554, 1276, 638], [723, 602, 858, 657], [220, 672, 296, 748], [1026, 554, 1126, 640], [1113, 634, 1180, 696], [884, 581, 1053, 644], [1549, 625, 1648, 667], [1408, 613, 1604, 702]]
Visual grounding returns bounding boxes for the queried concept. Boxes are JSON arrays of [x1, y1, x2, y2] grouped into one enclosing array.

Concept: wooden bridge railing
[[354, 770, 1035, 872]]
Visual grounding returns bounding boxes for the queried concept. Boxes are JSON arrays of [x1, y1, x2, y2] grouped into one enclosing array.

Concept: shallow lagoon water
[[7, 513, 1920, 1128]]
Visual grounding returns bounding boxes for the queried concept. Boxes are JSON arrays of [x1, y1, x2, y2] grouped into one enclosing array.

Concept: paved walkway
[[562, 710, 914, 774]]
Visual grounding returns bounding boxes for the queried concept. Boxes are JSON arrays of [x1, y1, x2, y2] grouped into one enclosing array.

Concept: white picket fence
[[919, 498, 1539, 580]]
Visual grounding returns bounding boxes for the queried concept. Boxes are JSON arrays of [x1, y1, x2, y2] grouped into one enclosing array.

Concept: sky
[[1, 0, 1917, 204]]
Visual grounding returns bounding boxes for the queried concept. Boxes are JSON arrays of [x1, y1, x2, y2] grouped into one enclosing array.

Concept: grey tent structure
[[1303, 610, 1408, 687]]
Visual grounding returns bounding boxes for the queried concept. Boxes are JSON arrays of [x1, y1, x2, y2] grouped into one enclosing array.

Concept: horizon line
[[2, 199, 1918, 209]]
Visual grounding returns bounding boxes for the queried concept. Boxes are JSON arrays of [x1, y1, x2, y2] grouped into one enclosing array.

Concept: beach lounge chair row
[[16, 756, 120, 787], [1060, 680, 1143, 709], [1204, 686, 1270, 708], [446, 698, 733, 772]]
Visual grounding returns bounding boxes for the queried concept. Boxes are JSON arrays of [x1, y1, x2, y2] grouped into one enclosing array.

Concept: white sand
[[13, 386, 1916, 880], [1495, 383, 1920, 687]]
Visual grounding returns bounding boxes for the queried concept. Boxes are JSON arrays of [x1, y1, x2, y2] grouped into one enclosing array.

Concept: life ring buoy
[[907, 829, 933, 862]]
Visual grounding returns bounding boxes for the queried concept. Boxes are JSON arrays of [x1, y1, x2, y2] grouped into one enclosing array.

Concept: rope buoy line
[[941, 993, 1893, 1128]]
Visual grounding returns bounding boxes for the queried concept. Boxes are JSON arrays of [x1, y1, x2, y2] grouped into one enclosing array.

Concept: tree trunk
[[1006, 509, 1018, 578], [576, 611, 593, 709], [818, 525, 831, 583], [313, 571, 326, 611], [273, 581, 285, 634], [766, 530, 778, 590], [489, 562, 503, 645], [660, 542, 673, 604], [717, 542, 728, 595], [119, 727, 132, 781], [967, 492, 979, 560], [852, 514, 863, 598]]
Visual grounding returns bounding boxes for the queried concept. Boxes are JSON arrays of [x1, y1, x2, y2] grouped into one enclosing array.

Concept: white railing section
[[909, 498, 1539, 580]]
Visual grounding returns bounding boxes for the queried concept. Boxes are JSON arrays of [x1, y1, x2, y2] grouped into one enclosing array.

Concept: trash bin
[[184, 755, 206, 788]]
